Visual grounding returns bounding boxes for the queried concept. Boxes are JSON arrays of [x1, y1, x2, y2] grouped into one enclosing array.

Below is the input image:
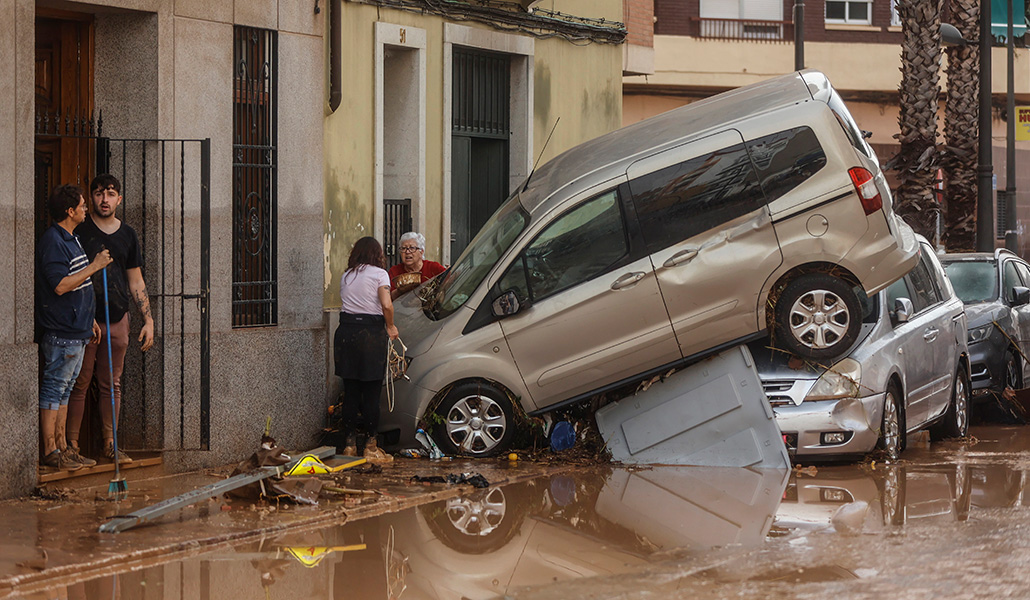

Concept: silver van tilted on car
[[381, 69, 919, 456]]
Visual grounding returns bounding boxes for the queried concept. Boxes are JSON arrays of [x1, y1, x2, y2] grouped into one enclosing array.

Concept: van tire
[[433, 381, 516, 457], [773, 273, 861, 360]]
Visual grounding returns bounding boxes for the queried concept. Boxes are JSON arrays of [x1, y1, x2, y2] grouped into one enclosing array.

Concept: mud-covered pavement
[[5, 425, 1030, 599]]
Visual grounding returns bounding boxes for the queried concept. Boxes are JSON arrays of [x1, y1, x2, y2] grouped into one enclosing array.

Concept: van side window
[[498, 189, 628, 302], [745, 126, 827, 202], [628, 143, 764, 252]]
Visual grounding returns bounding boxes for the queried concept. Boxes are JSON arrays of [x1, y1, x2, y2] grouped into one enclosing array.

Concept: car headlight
[[805, 358, 862, 401], [967, 324, 993, 344]]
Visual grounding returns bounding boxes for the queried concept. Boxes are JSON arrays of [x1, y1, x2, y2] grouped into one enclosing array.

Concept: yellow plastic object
[[284, 454, 366, 476], [508, 453, 519, 461], [283, 544, 366, 568]]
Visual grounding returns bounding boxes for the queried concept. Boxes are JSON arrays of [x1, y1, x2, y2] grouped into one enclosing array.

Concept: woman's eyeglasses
[[400, 247, 421, 254]]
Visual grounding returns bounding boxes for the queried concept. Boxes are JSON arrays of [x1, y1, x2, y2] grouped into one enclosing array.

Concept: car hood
[[963, 301, 1008, 329], [392, 288, 445, 358]]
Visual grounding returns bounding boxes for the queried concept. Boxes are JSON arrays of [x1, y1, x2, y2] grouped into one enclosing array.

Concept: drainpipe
[[329, 0, 342, 113]]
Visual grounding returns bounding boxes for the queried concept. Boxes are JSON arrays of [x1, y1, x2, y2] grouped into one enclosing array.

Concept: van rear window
[[745, 126, 827, 203]]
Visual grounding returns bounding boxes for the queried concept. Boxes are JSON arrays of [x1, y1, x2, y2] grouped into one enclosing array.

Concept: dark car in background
[[940, 249, 1030, 400]]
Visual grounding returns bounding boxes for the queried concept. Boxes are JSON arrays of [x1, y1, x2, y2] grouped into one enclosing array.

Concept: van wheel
[[774, 273, 861, 360], [930, 366, 970, 441], [433, 382, 515, 457]]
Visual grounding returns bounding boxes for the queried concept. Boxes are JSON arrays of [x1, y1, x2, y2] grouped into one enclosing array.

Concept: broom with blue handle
[[102, 266, 127, 497]]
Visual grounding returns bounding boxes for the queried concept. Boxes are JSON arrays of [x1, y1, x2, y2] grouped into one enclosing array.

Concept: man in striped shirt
[[35, 184, 112, 471]]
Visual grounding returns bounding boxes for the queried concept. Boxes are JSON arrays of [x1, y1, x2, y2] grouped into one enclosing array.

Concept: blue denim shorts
[[39, 334, 88, 410]]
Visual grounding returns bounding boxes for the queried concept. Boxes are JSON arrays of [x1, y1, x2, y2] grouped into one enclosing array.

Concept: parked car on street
[[939, 249, 1030, 400], [754, 236, 970, 461], [380, 69, 918, 456]]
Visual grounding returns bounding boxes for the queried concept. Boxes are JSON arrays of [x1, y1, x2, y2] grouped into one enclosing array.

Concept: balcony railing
[[689, 17, 794, 41]]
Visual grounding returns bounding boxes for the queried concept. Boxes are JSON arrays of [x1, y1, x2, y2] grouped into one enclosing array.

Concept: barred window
[[232, 26, 278, 327]]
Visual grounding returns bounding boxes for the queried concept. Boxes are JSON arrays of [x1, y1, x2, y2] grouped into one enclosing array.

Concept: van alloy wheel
[[774, 273, 861, 361], [434, 381, 516, 457]]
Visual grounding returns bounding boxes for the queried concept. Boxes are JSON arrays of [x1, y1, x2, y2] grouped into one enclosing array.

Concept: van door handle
[[611, 272, 646, 290], [923, 328, 939, 342], [663, 248, 699, 268]]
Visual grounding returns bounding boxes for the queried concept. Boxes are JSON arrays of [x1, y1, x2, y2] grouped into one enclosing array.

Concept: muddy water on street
[[11, 425, 1030, 599]]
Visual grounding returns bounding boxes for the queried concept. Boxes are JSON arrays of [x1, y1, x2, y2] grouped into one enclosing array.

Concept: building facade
[[2, 0, 326, 497], [321, 0, 626, 399], [0, 0, 628, 497]]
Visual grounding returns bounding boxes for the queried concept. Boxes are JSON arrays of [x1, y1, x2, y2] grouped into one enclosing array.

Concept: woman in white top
[[334, 236, 399, 461]]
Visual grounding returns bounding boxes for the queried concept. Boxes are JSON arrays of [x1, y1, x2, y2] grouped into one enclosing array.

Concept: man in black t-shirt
[[68, 174, 155, 465]]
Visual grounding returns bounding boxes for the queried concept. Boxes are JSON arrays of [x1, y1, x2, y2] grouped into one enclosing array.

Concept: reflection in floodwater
[[17, 428, 1030, 600], [18, 466, 787, 600], [773, 463, 971, 537]]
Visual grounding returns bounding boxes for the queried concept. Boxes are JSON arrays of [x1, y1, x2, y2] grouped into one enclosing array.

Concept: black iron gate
[[34, 117, 211, 452]]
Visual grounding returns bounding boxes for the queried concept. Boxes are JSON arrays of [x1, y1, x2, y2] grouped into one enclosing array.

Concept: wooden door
[[34, 12, 95, 240]]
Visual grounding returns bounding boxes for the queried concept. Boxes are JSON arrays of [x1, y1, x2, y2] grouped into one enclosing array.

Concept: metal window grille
[[384, 199, 413, 268], [232, 26, 278, 327], [452, 47, 511, 139]]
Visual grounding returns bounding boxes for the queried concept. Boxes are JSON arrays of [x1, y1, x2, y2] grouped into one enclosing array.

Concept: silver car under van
[[380, 69, 919, 456]]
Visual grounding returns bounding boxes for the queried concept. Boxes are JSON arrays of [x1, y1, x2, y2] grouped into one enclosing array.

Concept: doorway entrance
[[450, 47, 511, 259]]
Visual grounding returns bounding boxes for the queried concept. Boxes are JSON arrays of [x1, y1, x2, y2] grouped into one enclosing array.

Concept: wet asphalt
[[5, 424, 1030, 599]]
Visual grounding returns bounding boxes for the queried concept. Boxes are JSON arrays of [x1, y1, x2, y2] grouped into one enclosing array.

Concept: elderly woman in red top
[[388, 232, 446, 299]]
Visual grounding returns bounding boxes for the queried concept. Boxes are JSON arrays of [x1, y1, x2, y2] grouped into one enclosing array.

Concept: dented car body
[[755, 237, 969, 461], [380, 69, 918, 457]]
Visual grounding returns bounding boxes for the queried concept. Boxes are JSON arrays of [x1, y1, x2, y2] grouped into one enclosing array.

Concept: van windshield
[[427, 195, 529, 320]]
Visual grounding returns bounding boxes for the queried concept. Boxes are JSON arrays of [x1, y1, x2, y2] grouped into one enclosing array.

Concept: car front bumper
[[772, 393, 885, 460], [967, 338, 1008, 396]]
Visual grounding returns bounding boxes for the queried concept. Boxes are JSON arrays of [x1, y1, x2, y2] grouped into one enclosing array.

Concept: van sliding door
[[627, 130, 783, 359]]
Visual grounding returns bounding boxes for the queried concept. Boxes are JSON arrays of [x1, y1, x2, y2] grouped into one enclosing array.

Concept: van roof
[[520, 70, 828, 217]]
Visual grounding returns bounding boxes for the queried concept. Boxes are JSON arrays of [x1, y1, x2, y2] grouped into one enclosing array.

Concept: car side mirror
[[893, 297, 914, 323], [491, 290, 524, 317], [1010, 286, 1030, 307]]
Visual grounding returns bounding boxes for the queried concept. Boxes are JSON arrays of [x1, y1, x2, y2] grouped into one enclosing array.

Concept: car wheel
[[1005, 349, 1022, 390], [931, 366, 971, 441], [433, 381, 516, 457], [877, 382, 904, 460], [773, 273, 862, 360]]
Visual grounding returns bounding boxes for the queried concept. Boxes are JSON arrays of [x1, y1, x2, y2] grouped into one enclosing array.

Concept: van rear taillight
[[849, 167, 882, 215]]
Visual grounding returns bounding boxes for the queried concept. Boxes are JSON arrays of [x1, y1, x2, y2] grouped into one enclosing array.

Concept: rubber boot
[[363, 438, 393, 464]]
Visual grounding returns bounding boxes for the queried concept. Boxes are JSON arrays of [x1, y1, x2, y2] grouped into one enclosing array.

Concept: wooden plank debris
[[98, 446, 337, 534]]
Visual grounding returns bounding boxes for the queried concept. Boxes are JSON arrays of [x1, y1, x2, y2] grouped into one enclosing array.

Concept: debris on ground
[[15, 549, 48, 571], [410, 472, 491, 488]]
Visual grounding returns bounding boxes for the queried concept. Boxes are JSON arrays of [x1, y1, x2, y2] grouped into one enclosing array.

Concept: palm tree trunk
[[892, 0, 944, 240], [942, 0, 980, 251]]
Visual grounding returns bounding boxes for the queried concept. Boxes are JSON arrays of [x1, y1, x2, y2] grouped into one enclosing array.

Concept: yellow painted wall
[[323, 2, 622, 309]]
